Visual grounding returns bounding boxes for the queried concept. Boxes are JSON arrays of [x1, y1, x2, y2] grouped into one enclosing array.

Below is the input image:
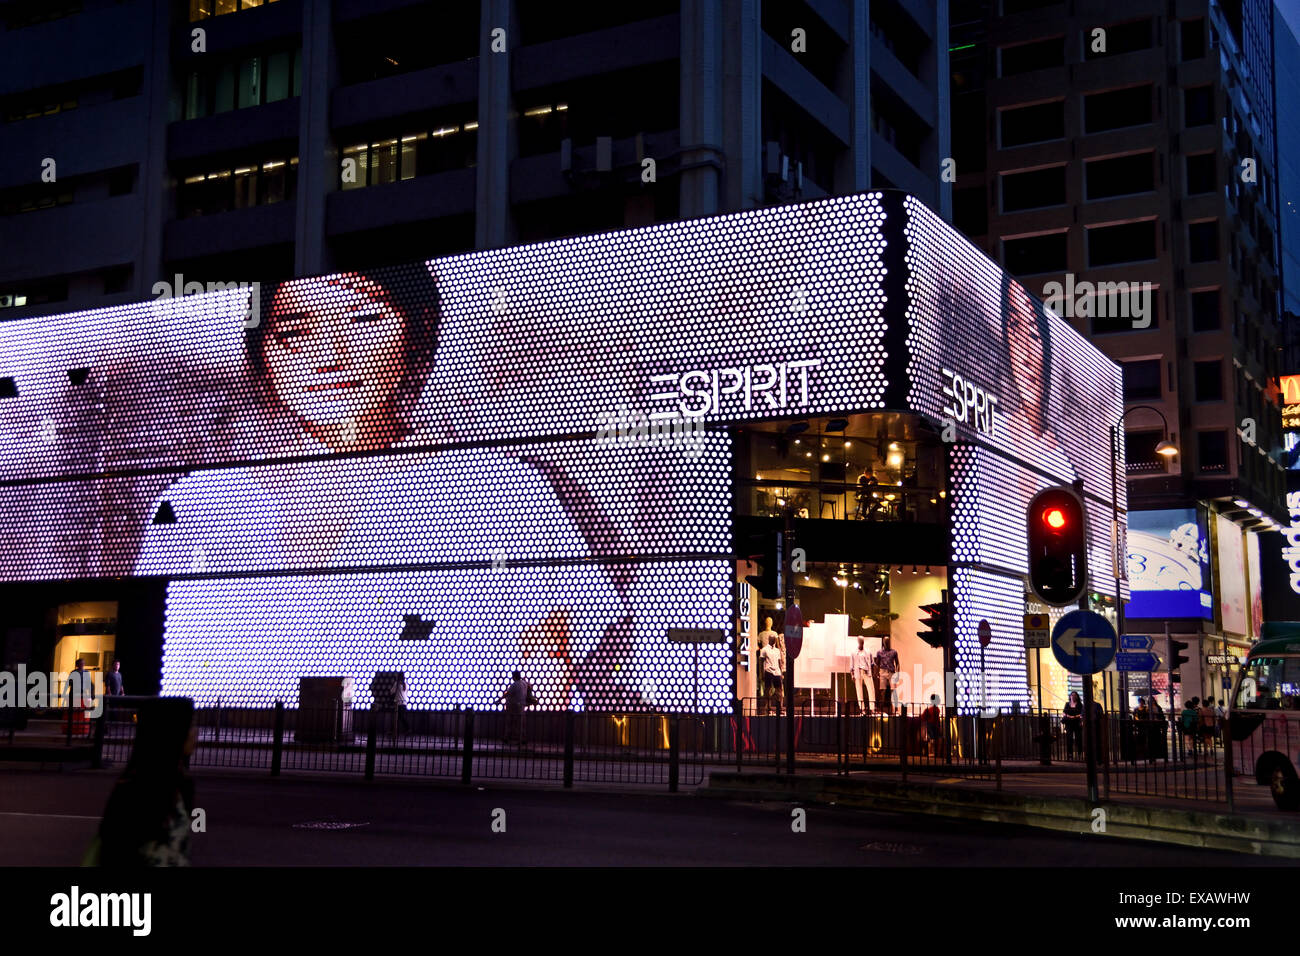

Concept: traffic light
[[1169, 639, 1190, 680], [918, 590, 950, 648], [1026, 485, 1089, 606]]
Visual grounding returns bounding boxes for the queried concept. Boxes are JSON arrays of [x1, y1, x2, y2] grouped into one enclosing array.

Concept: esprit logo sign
[[649, 359, 822, 417], [941, 367, 998, 438]]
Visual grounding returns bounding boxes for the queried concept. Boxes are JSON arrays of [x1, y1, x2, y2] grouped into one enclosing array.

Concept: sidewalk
[[700, 768, 1300, 858]]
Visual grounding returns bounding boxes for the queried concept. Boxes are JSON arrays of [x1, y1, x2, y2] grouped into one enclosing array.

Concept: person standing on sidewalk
[[1062, 691, 1084, 759], [498, 671, 534, 749]]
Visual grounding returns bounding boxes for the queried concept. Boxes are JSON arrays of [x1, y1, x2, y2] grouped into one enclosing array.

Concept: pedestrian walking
[[1062, 691, 1084, 759], [87, 696, 197, 867], [920, 694, 942, 758], [1181, 697, 1200, 755], [1197, 697, 1217, 751], [1147, 695, 1168, 760], [498, 671, 535, 749]]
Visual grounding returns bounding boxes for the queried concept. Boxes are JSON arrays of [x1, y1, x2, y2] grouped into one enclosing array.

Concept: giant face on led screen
[[1124, 508, 1213, 621], [901, 197, 1125, 710], [0, 196, 892, 710]]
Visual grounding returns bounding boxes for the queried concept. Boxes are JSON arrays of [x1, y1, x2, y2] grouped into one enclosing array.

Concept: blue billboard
[[1125, 507, 1213, 620]]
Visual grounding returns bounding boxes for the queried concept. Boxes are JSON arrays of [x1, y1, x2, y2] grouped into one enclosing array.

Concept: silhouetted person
[[92, 697, 197, 866]]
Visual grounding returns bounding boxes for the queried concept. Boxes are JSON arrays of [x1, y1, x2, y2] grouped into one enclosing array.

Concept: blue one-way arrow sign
[[1051, 610, 1117, 675]]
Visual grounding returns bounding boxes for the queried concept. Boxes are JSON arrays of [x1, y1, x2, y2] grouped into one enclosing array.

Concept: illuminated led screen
[[902, 197, 1125, 709], [1124, 508, 1213, 621], [0, 191, 1126, 712]]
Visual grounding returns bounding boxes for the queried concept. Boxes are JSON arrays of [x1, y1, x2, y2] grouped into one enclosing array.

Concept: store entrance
[[737, 561, 948, 717]]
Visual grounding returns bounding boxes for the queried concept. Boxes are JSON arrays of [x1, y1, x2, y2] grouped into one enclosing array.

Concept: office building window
[[1188, 221, 1218, 262], [999, 38, 1064, 76], [190, 0, 280, 20], [184, 49, 300, 119], [1122, 359, 1162, 400], [1190, 289, 1220, 331], [1087, 220, 1156, 266], [1196, 430, 1228, 472], [999, 101, 1065, 147], [340, 121, 478, 191], [1181, 19, 1206, 59], [1184, 86, 1214, 126], [1186, 153, 1216, 194], [1085, 152, 1154, 199], [1002, 232, 1067, 274], [178, 157, 298, 217], [1001, 166, 1066, 211], [1090, 287, 1159, 334], [1083, 85, 1152, 133], [1194, 360, 1223, 401], [1083, 19, 1152, 59], [1125, 431, 1167, 472]]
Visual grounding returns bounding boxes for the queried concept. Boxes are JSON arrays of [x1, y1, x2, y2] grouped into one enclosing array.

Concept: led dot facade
[[0, 191, 1123, 715]]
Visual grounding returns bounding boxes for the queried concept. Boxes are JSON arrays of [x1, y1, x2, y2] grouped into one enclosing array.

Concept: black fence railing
[[97, 697, 714, 790]]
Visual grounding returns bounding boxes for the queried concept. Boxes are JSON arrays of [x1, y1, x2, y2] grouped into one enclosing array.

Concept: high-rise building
[[0, 0, 952, 319], [952, 0, 1286, 708]]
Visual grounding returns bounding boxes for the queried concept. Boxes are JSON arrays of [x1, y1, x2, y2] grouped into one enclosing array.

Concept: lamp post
[[1109, 405, 1178, 726]]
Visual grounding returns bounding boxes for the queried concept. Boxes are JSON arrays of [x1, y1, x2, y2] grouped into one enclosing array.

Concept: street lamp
[[1110, 405, 1178, 721]]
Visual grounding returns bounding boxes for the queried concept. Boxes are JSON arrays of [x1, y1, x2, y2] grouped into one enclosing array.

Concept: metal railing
[[96, 697, 709, 791]]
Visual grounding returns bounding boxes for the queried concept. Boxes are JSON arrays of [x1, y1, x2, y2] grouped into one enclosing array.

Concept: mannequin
[[756, 616, 785, 673], [849, 636, 873, 714], [874, 636, 900, 714]]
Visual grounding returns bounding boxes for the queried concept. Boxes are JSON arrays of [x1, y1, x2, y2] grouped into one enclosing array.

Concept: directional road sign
[[1114, 652, 1161, 672], [1050, 610, 1117, 675], [1120, 635, 1153, 652]]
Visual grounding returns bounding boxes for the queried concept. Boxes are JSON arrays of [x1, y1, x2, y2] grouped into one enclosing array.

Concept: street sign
[[1120, 635, 1153, 652], [978, 619, 992, 647], [1206, 654, 1242, 665], [1050, 610, 1117, 675], [1024, 613, 1050, 648], [1114, 652, 1160, 672], [666, 628, 727, 644]]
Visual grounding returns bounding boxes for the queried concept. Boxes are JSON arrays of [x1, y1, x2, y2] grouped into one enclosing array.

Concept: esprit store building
[[0, 192, 1123, 714]]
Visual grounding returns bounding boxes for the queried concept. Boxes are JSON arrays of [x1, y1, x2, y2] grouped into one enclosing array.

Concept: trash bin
[[296, 677, 354, 744]]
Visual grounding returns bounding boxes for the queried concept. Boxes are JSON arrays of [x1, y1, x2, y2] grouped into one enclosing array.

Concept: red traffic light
[[1026, 485, 1089, 606]]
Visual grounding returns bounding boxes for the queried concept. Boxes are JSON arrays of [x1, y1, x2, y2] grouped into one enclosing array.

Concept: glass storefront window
[[737, 426, 945, 523]]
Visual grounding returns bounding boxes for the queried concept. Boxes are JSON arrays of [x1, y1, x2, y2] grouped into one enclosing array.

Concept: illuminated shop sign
[[940, 367, 999, 438], [1124, 508, 1214, 621]]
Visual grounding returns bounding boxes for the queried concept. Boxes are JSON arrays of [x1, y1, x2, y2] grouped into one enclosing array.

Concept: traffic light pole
[[1074, 479, 1100, 804], [782, 508, 796, 776], [1080, 593, 1100, 803]]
